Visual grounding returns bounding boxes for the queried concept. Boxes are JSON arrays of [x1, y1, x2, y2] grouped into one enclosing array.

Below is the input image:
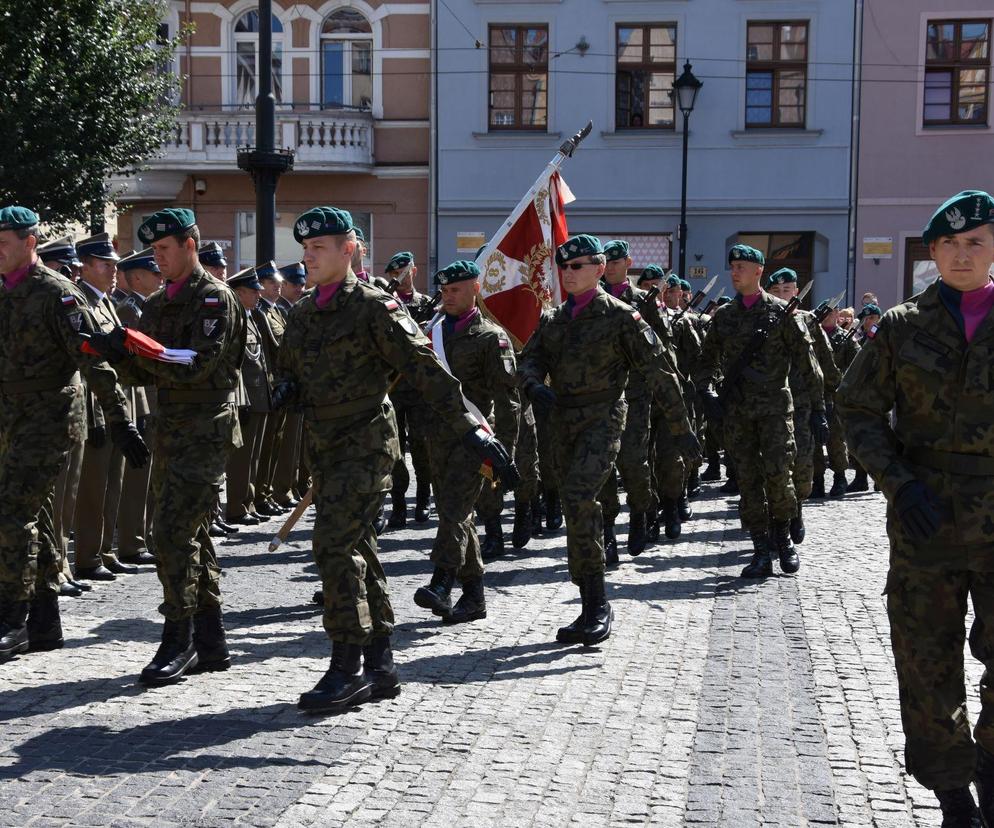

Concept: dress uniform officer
[[413, 260, 520, 624], [839, 191, 994, 827], [198, 242, 228, 281], [518, 235, 699, 646], [89, 209, 246, 686], [272, 262, 308, 508], [0, 206, 148, 661], [73, 233, 141, 580], [273, 206, 517, 713]]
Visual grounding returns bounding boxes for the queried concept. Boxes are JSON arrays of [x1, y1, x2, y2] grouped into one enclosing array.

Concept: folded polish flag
[[81, 327, 197, 366]]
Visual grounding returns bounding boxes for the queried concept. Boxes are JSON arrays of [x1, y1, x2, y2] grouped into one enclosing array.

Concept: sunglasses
[[562, 261, 597, 271]]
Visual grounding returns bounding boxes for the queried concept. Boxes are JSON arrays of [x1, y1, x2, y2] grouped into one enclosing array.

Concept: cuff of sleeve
[[879, 459, 917, 502]]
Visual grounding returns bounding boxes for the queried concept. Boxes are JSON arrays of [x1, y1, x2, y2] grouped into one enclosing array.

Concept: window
[[236, 211, 372, 270], [924, 19, 990, 126], [737, 231, 814, 302], [616, 24, 676, 129], [904, 237, 940, 296], [234, 11, 285, 109], [746, 21, 808, 128], [322, 8, 373, 110], [488, 25, 548, 130]]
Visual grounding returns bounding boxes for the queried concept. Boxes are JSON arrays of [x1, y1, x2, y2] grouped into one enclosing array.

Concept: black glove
[[270, 379, 298, 411], [699, 389, 724, 422], [809, 410, 830, 445], [237, 406, 251, 429], [894, 480, 942, 543], [136, 415, 150, 438], [87, 327, 128, 363], [676, 431, 703, 466], [87, 425, 106, 449], [110, 421, 151, 469], [462, 426, 521, 489], [527, 384, 557, 416], [825, 399, 835, 419]]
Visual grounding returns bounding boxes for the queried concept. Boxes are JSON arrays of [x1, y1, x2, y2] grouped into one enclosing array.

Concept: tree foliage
[[0, 0, 182, 227]]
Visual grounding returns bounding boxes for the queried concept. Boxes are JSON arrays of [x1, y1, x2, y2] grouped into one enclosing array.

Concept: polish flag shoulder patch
[[203, 296, 220, 306], [498, 337, 510, 350], [867, 324, 878, 340], [383, 299, 400, 311], [631, 311, 642, 322], [61, 295, 78, 307]]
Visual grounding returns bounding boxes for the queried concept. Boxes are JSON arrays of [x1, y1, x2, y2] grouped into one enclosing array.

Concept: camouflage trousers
[[514, 401, 540, 504], [428, 436, 485, 582], [791, 405, 815, 501], [551, 401, 625, 583], [390, 401, 431, 500], [534, 404, 558, 495], [813, 408, 849, 476], [723, 406, 797, 532], [651, 407, 686, 504], [600, 393, 653, 523], [886, 561, 994, 790]]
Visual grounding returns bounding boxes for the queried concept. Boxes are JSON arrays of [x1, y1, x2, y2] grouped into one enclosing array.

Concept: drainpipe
[[428, 0, 439, 284], [185, 0, 192, 109], [846, 0, 864, 305]]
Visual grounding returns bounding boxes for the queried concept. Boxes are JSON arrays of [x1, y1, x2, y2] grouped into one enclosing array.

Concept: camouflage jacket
[[694, 290, 824, 414], [80, 279, 126, 428], [115, 292, 154, 418], [838, 280, 994, 564], [786, 309, 838, 410], [667, 308, 703, 383], [0, 261, 128, 438], [825, 325, 860, 403], [439, 311, 520, 452], [277, 272, 477, 456], [518, 288, 692, 437]]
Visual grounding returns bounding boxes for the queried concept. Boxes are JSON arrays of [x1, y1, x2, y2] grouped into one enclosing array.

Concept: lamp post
[[674, 61, 702, 279]]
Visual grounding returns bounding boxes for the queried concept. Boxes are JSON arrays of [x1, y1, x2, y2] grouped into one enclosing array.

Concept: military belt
[[905, 446, 994, 476], [157, 388, 237, 405], [307, 392, 387, 421], [0, 373, 80, 394], [556, 389, 619, 409]]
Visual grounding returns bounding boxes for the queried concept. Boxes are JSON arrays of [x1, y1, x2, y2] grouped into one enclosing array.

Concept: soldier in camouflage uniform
[[813, 305, 859, 498], [838, 191, 994, 827], [413, 260, 520, 624], [519, 235, 698, 647], [273, 206, 516, 713], [695, 245, 827, 579], [0, 206, 148, 662], [766, 267, 838, 542], [90, 208, 246, 687]]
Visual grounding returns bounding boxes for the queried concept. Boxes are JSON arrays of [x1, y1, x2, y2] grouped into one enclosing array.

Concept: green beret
[[0, 206, 39, 232], [767, 267, 798, 286], [293, 206, 353, 243], [715, 295, 733, 307], [555, 234, 603, 265], [922, 190, 994, 244], [728, 244, 765, 266], [679, 279, 691, 291], [385, 251, 414, 273], [858, 303, 882, 319], [138, 208, 196, 244], [435, 260, 480, 286], [354, 226, 366, 243], [636, 265, 665, 285], [665, 274, 681, 288], [603, 240, 630, 262]]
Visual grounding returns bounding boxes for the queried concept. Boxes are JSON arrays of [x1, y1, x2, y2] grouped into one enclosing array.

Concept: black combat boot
[[678, 490, 694, 521], [810, 474, 825, 499], [741, 532, 774, 579], [556, 582, 586, 644], [974, 743, 994, 826], [581, 572, 613, 646], [789, 504, 806, 545], [59, 581, 83, 598], [546, 490, 563, 531], [387, 491, 407, 529], [829, 471, 848, 497], [772, 520, 800, 574], [0, 601, 30, 661], [647, 507, 661, 543], [511, 500, 532, 549], [847, 467, 869, 493], [627, 511, 647, 557], [414, 567, 455, 617], [686, 469, 701, 497], [139, 618, 198, 685], [26, 593, 63, 652], [374, 506, 387, 536], [313, 590, 325, 606], [209, 521, 227, 538], [480, 518, 505, 560], [701, 456, 722, 482], [604, 523, 619, 567], [935, 787, 982, 827], [413, 483, 431, 523], [444, 577, 487, 625], [719, 466, 739, 494], [662, 498, 682, 540], [531, 497, 545, 537], [362, 636, 401, 699], [298, 642, 372, 713], [191, 606, 230, 673]]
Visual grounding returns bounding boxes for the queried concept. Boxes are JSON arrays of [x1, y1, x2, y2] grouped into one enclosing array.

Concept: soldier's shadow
[[395, 639, 597, 684]]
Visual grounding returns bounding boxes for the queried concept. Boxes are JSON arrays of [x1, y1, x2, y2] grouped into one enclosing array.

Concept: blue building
[[432, 0, 857, 302]]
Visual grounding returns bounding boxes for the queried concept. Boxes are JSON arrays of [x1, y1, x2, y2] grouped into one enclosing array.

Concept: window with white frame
[[321, 8, 373, 110], [234, 11, 285, 109]]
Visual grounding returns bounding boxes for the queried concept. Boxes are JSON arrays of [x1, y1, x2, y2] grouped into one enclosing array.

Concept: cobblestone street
[[0, 476, 979, 827]]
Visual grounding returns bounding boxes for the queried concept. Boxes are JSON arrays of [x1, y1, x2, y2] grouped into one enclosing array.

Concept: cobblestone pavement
[[0, 473, 981, 827]]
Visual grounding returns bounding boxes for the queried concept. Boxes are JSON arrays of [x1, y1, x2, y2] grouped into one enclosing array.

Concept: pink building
[[855, 2, 994, 309]]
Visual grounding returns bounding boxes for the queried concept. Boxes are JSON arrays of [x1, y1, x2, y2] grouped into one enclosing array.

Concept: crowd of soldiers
[[2, 189, 993, 826]]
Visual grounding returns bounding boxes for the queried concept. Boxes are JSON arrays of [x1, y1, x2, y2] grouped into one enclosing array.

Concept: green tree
[[0, 0, 182, 228]]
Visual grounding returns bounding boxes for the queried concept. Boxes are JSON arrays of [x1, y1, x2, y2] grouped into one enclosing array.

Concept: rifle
[[811, 290, 846, 325], [701, 286, 727, 317], [716, 281, 812, 409], [673, 275, 717, 322]]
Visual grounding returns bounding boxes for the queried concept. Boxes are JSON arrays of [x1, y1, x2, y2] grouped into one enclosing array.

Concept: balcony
[[153, 110, 374, 172]]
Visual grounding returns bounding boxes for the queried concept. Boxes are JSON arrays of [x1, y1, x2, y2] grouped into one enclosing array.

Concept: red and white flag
[[476, 170, 575, 346]]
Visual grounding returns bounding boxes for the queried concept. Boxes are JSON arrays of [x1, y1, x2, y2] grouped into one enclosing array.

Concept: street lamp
[[673, 61, 702, 279]]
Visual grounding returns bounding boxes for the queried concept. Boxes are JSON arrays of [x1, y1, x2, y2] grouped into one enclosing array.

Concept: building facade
[[434, 0, 857, 303], [112, 0, 430, 279], [854, 1, 994, 309]]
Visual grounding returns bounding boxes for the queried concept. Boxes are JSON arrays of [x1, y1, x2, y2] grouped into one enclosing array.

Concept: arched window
[[321, 8, 373, 110], [234, 11, 285, 108]]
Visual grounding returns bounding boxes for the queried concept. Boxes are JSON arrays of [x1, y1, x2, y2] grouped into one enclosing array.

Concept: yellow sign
[[457, 232, 486, 253], [688, 266, 708, 278], [862, 237, 893, 259]]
